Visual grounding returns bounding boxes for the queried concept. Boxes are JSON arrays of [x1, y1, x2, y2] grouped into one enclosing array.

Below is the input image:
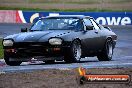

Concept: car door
[[90, 18, 107, 52], [81, 18, 101, 56], [90, 18, 104, 51]]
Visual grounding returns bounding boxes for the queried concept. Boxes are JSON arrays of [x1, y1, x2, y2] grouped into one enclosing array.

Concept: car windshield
[[30, 17, 83, 31]]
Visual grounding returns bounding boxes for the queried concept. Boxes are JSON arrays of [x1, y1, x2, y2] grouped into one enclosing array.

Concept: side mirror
[[104, 26, 112, 31], [86, 25, 94, 30], [21, 28, 28, 32]]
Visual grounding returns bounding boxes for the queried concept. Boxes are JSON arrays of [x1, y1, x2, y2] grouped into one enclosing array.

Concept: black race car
[[2, 15, 117, 66]]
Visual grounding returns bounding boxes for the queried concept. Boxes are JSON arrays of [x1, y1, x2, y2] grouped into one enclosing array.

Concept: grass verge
[[0, 6, 132, 12]]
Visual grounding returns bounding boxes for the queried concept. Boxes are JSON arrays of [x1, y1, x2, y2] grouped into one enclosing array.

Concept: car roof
[[42, 15, 91, 19]]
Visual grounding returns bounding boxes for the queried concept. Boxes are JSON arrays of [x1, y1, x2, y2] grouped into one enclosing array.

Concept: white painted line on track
[[122, 63, 132, 65]]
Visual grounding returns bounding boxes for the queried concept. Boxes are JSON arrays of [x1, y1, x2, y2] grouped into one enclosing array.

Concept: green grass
[[0, 0, 132, 12], [29, 0, 132, 4], [0, 6, 132, 12], [28, 0, 100, 4], [0, 39, 3, 59], [1, 0, 132, 4]]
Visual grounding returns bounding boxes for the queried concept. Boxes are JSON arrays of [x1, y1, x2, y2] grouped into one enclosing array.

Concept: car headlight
[[49, 38, 62, 45], [3, 40, 13, 46]]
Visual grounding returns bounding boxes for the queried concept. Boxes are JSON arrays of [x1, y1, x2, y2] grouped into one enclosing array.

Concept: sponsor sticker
[[76, 67, 130, 85]]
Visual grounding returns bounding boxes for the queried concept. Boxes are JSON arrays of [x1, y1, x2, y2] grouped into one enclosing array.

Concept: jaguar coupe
[[2, 15, 117, 66]]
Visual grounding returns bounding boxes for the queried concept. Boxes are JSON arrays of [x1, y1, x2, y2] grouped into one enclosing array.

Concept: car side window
[[83, 18, 93, 26], [90, 19, 100, 30], [69, 19, 84, 30]]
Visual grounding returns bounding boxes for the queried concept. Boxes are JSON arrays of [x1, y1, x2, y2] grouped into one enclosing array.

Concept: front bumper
[[5, 47, 64, 57], [4, 42, 71, 59]]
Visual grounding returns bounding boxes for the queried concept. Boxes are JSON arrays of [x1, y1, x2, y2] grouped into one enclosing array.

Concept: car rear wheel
[[64, 40, 81, 63], [97, 39, 113, 61]]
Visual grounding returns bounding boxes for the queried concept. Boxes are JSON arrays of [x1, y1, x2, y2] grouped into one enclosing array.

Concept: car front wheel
[[4, 53, 22, 66], [97, 39, 113, 61], [64, 40, 82, 63], [45, 60, 55, 64]]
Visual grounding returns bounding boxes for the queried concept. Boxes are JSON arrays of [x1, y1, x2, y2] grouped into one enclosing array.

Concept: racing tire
[[97, 39, 113, 61], [64, 40, 82, 63]]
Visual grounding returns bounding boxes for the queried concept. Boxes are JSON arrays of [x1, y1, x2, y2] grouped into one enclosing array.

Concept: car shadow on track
[[27, 60, 99, 66]]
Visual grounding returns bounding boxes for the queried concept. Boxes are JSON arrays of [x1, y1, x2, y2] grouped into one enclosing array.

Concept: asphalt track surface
[[0, 23, 132, 73]]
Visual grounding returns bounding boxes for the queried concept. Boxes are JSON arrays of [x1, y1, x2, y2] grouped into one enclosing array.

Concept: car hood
[[4, 30, 72, 42]]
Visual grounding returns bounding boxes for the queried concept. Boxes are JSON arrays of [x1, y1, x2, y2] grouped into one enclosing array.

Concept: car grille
[[14, 42, 50, 48], [12, 42, 63, 57]]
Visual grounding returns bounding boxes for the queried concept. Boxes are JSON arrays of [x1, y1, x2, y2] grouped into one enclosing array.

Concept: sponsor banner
[[17, 10, 132, 25], [0, 10, 16, 23]]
